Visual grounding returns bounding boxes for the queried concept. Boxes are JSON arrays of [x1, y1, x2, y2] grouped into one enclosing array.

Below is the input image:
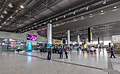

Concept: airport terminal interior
[[0, 0, 120, 74]]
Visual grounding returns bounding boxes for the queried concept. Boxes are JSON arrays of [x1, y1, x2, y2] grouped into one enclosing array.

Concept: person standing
[[110, 46, 116, 58], [47, 46, 52, 60], [64, 47, 68, 58], [59, 46, 63, 58]]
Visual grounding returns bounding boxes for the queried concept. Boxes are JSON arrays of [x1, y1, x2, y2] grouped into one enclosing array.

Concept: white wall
[[0, 30, 46, 42]]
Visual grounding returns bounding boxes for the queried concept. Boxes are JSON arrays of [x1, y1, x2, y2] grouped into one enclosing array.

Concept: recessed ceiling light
[[86, 6, 89, 10], [103, 0, 107, 4], [114, 6, 117, 9], [1, 15, 4, 18], [101, 10, 104, 13], [50, 20, 52, 23], [20, 5, 24, 9], [74, 18, 77, 21], [8, 3, 13, 8], [56, 18, 58, 20], [64, 15, 66, 18], [10, 16, 13, 18], [90, 14, 92, 16], [73, 11, 76, 15], [3, 10, 7, 14], [15, 10, 18, 12], [4, 22, 6, 24]]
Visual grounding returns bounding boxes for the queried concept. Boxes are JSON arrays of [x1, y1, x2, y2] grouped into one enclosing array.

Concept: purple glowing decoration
[[37, 28, 47, 36], [27, 34, 37, 41]]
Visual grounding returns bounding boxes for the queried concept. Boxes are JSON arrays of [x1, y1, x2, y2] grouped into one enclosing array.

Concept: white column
[[77, 35, 80, 44], [67, 30, 70, 47], [47, 23, 52, 48]]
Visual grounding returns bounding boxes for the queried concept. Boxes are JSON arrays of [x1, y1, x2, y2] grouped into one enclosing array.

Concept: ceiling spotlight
[[114, 6, 117, 9], [10, 16, 13, 18], [0, 15, 4, 18], [3, 10, 7, 14], [81, 16, 84, 20], [0, 26, 2, 28], [90, 14, 92, 16], [64, 15, 66, 18], [50, 20, 52, 23], [20, 5, 24, 9], [8, 3, 13, 8], [15, 10, 18, 12], [73, 11, 76, 15], [56, 18, 58, 21], [101, 10, 104, 13], [103, 0, 107, 4], [44, 22, 46, 24], [86, 6, 89, 10], [74, 18, 77, 21], [4, 22, 6, 24]]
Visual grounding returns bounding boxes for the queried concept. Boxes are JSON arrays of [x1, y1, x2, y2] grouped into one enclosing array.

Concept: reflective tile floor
[[0, 49, 119, 74]]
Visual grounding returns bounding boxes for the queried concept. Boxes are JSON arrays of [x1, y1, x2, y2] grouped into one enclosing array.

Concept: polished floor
[[0, 49, 119, 74]]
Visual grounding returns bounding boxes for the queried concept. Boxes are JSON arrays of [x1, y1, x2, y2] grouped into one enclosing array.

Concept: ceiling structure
[[0, 0, 120, 41]]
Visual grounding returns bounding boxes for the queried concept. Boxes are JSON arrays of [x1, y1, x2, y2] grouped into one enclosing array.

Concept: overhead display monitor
[[27, 34, 37, 41]]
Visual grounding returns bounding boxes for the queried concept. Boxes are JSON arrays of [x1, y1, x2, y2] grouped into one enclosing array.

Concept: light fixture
[[64, 15, 66, 18], [3, 10, 7, 14], [81, 16, 84, 20], [56, 18, 58, 21], [0, 15, 4, 18], [20, 5, 24, 9], [89, 13, 94, 17], [103, 0, 107, 4], [50, 20, 52, 23], [8, 3, 13, 8], [114, 6, 117, 9], [101, 10, 104, 13], [0, 26, 2, 28], [15, 10, 18, 12], [86, 6, 89, 10], [44, 22, 46, 24], [73, 11, 76, 15], [10, 16, 13, 18], [90, 14, 92, 16], [74, 18, 77, 21], [4, 22, 6, 24]]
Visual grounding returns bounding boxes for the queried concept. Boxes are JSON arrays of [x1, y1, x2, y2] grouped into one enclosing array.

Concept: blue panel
[[47, 44, 52, 48], [27, 41, 32, 51]]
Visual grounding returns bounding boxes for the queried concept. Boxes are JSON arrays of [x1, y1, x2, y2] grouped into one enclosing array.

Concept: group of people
[[47, 46, 68, 60]]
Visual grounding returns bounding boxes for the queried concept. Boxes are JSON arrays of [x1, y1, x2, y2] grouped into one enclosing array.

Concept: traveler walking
[[110, 46, 116, 58]]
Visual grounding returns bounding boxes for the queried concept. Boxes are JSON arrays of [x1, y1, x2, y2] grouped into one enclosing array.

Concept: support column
[[77, 35, 80, 44], [47, 23, 52, 48], [67, 30, 70, 47]]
